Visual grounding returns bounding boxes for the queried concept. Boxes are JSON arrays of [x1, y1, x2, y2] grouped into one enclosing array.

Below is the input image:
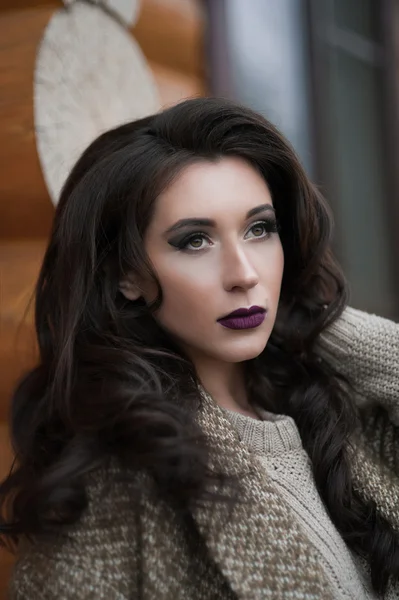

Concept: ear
[[119, 275, 142, 301]]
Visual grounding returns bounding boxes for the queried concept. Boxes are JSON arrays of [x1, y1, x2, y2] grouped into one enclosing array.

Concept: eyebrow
[[164, 203, 275, 236]]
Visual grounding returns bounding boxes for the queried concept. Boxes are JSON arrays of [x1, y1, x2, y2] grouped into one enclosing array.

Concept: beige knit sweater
[[8, 307, 399, 599], [223, 407, 387, 600]]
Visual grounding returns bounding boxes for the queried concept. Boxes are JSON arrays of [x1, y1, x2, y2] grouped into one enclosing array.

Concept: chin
[[219, 337, 269, 363]]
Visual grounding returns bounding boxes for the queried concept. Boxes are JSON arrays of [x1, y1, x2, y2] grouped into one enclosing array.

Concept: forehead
[[152, 157, 273, 225]]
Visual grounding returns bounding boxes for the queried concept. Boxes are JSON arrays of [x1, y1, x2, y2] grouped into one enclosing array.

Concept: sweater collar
[[191, 388, 332, 599], [221, 406, 303, 454]]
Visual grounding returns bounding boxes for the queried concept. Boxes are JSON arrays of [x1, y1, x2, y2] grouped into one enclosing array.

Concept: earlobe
[[119, 278, 142, 301]]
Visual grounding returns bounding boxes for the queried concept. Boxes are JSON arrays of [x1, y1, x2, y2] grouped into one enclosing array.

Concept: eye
[[186, 235, 208, 250], [169, 232, 212, 252], [250, 223, 267, 238], [245, 218, 279, 240]]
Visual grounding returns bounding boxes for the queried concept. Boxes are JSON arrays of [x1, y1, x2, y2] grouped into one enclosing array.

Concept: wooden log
[[0, 240, 44, 420], [150, 60, 206, 107], [0, 0, 58, 9], [0, 6, 57, 238], [133, 0, 205, 79]]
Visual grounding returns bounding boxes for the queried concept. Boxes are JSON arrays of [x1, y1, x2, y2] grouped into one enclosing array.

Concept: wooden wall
[[0, 0, 206, 595]]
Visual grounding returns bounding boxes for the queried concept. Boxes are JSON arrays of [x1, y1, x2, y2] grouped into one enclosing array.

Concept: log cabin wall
[[0, 1, 206, 595]]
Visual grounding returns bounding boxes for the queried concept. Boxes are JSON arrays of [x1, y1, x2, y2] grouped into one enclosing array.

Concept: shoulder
[[9, 460, 144, 599]]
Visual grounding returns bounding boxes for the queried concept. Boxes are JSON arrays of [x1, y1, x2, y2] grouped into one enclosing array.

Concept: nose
[[221, 244, 259, 292]]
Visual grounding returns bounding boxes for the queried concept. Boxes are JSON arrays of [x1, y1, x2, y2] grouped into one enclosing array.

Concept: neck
[[194, 357, 260, 419]]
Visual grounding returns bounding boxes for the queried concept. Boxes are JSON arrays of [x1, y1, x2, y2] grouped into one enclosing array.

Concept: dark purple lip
[[218, 305, 266, 321]]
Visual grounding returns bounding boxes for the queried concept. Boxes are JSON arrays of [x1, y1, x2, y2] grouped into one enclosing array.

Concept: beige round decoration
[[62, 0, 141, 27], [34, 1, 160, 205]]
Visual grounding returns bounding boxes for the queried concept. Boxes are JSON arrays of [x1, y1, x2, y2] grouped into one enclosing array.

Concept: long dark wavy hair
[[1, 97, 398, 594]]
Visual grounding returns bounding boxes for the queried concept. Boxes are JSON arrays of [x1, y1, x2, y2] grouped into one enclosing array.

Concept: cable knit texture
[[223, 407, 397, 599], [317, 307, 399, 423], [8, 307, 399, 599]]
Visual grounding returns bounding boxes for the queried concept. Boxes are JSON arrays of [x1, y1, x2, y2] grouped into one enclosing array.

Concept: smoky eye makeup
[[166, 208, 280, 251], [253, 215, 279, 235], [167, 231, 210, 251]]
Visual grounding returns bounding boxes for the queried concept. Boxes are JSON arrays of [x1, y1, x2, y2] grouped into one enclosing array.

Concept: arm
[[316, 306, 399, 425]]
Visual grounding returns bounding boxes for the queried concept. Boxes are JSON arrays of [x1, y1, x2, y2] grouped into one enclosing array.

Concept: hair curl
[[1, 97, 398, 594]]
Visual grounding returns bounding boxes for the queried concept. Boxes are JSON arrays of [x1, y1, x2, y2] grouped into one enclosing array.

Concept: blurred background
[[205, 0, 399, 321], [0, 0, 398, 594]]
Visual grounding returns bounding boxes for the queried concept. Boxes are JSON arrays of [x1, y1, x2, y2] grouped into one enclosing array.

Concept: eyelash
[[172, 218, 280, 252]]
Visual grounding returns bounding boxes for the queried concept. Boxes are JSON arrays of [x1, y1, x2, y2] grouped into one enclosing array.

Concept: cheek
[[272, 244, 284, 290], [152, 259, 217, 330], [254, 240, 284, 294], [271, 248, 284, 306]]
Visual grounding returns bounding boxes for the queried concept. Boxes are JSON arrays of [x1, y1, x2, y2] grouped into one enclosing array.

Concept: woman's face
[[132, 157, 284, 365]]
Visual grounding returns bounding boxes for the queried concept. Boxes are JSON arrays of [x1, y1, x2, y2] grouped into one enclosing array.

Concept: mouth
[[217, 306, 267, 330]]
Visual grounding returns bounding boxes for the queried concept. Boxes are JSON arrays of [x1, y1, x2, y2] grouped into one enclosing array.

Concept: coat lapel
[[192, 390, 332, 599]]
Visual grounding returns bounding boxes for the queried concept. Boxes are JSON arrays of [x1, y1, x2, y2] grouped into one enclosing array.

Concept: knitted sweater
[[223, 407, 392, 599], [8, 307, 399, 599]]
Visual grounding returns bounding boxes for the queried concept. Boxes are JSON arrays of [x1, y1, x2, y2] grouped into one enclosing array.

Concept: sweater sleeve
[[316, 306, 399, 425]]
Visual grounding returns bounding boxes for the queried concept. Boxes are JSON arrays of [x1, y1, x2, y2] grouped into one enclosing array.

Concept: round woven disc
[[34, 1, 159, 205]]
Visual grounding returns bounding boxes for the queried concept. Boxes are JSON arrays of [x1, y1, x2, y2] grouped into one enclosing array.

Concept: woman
[[1, 97, 399, 599]]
